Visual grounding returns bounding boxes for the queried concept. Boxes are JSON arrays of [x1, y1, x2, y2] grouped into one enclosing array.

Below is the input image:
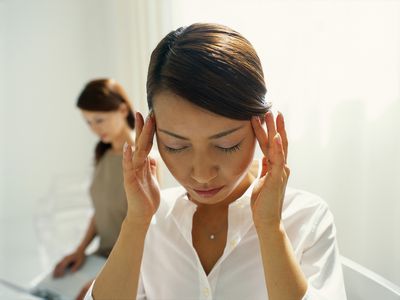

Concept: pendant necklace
[[188, 193, 227, 241], [205, 224, 227, 240]]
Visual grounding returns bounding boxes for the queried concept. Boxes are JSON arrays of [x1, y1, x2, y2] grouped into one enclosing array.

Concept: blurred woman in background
[[52, 78, 136, 299]]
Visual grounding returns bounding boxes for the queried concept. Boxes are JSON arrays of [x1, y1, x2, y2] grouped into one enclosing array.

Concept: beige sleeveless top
[[90, 150, 127, 257]]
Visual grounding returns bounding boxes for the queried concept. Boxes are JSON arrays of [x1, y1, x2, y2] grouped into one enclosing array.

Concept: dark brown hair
[[147, 23, 270, 119], [76, 79, 135, 164]]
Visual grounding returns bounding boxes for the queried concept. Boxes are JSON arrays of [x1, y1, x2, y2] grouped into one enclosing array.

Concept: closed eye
[[163, 145, 188, 153], [217, 143, 241, 153], [163, 141, 243, 154]]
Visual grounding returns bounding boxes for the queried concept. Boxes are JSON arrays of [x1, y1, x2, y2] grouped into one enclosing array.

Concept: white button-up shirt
[[85, 183, 347, 299]]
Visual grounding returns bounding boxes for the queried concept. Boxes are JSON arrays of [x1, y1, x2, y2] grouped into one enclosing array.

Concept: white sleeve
[[83, 280, 95, 300], [136, 274, 146, 300], [300, 204, 347, 300], [83, 276, 146, 300]]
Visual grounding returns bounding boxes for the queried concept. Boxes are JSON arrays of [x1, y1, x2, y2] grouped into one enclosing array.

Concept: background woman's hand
[[52, 249, 86, 278], [123, 112, 160, 225], [250, 111, 290, 229]]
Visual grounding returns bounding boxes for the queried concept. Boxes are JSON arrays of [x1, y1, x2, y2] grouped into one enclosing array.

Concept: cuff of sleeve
[[83, 280, 96, 300], [301, 285, 310, 300]]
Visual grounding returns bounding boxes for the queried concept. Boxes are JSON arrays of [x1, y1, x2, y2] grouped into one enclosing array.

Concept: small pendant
[[210, 234, 215, 240]]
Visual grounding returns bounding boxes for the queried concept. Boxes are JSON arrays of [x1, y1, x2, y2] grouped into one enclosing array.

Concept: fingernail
[[275, 133, 282, 145], [145, 110, 154, 123], [123, 142, 128, 153]]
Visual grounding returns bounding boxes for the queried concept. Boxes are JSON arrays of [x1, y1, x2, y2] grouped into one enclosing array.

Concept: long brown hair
[[147, 23, 270, 119], [76, 79, 135, 164]]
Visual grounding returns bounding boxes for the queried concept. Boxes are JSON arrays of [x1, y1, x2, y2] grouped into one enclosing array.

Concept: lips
[[192, 186, 224, 198]]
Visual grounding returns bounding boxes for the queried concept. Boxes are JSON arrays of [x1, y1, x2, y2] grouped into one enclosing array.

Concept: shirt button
[[230, 239, 238, 248], [203, 287, 210, 297]]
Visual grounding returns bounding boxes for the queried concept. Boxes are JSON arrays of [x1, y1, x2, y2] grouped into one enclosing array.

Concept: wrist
[[254, 219, 285, 237], [122, 215, 151, 234], [76, 245, 86, 255]]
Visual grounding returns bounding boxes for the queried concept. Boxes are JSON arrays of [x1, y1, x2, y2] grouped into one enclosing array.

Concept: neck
[[111, 127, 134, 153]]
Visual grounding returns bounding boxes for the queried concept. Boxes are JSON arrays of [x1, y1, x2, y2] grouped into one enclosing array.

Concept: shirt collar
[[167, 174, 259, 227]]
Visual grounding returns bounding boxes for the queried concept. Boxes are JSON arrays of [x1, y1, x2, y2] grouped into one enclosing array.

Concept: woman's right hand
[[53, 249, 85, 278], [123, 112, 160, 225]]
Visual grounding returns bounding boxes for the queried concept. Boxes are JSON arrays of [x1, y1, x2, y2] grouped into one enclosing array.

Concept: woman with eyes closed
[[86, 23, 347, 300], [52, 78, 136, 300]]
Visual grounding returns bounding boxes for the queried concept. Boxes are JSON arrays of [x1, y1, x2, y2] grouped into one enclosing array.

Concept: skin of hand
[[52, 249, 86, 278], [250, 111, 290, 228], [75, 279, 94, 300], [91, 112, 159, 299], [123, 111, 160, 225]]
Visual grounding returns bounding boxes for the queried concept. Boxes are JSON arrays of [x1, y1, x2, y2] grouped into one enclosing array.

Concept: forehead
[[81, 110, 112, 119], [152, 91, 249, 137]]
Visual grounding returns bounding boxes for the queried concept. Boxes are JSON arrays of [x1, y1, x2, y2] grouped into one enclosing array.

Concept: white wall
[[170, 0, 400, 285], [0, 2, 5, 217], [0, 0, 136, 217]]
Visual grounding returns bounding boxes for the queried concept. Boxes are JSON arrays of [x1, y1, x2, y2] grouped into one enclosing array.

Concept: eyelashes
[[163, 143, 242, 154], [86, 119, 104, 125], [164, 146, 187, 153], [217, 144, 241, 153]]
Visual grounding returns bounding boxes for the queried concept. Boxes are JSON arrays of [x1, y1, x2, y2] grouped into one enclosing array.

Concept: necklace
[[188, 193, 228, 241], [206, 226, 225, 240], [201, 222, 227, 240]]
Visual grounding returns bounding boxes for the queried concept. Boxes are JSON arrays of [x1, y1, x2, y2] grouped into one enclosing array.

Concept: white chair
[[341, 256, 400, 300]]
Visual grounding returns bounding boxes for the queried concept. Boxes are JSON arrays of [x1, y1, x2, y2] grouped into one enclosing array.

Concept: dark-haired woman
[[86, 24, 347, 300], [53, 79, 136, 300]]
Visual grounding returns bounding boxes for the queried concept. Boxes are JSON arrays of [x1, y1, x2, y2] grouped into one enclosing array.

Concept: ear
[[119, 103, 129, 118]]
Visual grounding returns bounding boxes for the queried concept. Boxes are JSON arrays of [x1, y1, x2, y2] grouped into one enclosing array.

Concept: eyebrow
[[158, 126, 244, 140]]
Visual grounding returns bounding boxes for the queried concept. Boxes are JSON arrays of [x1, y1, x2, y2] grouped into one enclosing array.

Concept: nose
[[190, 155, 218, 184]]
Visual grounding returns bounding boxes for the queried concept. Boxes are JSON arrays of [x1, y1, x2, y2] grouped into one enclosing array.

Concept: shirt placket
[[203, 197, 254, 299], [171, 192, 254, 300], [219, 197, 253, 262], [197, 268, 213, 300]]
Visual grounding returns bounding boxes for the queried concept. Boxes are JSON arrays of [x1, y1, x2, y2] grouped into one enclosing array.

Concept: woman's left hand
[[250, 111, 290, 229]]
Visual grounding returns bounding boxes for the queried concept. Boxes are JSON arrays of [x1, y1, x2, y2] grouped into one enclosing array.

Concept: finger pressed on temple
[[265, 111, 277, 150], [137, 115, 155, 154], [135, 112, 145, 148], [251, 116, 269, 157], [276, 112, 288, 161]]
